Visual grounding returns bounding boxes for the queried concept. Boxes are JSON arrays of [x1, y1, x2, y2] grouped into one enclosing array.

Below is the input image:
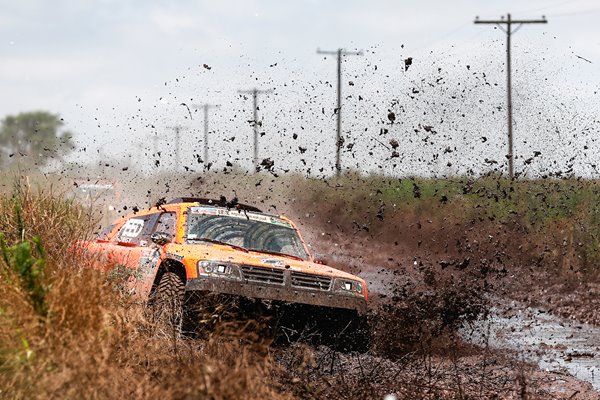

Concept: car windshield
[[186, 207, 309, 260]]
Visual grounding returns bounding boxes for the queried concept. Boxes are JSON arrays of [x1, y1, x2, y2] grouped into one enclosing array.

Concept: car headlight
[[335, 278, 364, 295], [197, 261, 242, 279]]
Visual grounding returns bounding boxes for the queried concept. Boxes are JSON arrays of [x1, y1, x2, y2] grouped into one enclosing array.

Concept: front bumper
[[186, 276, 367, 314]]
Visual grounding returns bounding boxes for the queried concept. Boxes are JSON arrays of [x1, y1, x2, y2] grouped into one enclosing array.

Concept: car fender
[[126, 247, 162, 299]]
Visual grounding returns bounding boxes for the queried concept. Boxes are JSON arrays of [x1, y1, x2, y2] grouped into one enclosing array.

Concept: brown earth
[[288, 195, 600, 398], [278, 343, 596, 400]]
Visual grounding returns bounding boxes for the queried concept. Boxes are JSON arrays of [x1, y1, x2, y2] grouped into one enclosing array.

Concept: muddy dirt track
[[64, 174, 600, 399], [298, 234, 600, 399], [286, 207, 599, 400]]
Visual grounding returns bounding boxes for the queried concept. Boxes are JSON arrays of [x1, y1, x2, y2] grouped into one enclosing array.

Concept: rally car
[[82, 197, 369, 349]]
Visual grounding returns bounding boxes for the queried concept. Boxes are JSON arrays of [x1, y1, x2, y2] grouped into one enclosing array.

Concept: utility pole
[[317, 47, 363, 176], [238, 88, 272, 172], [193, 103, 220, 164], [166, 125, 189, 171], [148, 133, 160, 169], [474, 13, 547, 179], [151, 134, 158, 156]]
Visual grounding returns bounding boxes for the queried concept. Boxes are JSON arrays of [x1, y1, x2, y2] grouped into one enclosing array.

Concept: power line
[[317, 47, 363, 176], [238, 88, 273, 172], [474, 13, 547, 179], [551, 7, 600, 17], [515, 0, 576, 15], [151, 134, 158, 156], [193, 103, 220, 165]]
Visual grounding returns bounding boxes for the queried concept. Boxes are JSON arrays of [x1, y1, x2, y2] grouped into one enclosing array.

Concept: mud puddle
[[323, 248, 600, 392], [463, 302, 600, 390], [355, 264, 600, 391]]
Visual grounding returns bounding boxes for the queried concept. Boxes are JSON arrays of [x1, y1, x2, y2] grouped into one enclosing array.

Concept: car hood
[[164, 242, 363, 282]]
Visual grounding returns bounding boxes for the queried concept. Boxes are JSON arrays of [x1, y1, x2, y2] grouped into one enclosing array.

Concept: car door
[[80, 222, 123, 271], [109, 213, 160, 269], [132, 211, 178, 298]]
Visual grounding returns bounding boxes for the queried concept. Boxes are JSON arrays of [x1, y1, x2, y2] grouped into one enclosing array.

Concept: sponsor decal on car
[[261, 258, 286, 266], [190, 207, 218, 215], [166, 252, 184, 261], [120, 218, 145, 238], [139, 249, 160, 276], [189, 207, 292, 227]]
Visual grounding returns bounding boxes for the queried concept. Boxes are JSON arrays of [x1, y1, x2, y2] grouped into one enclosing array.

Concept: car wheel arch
[[150, 258, 187, 298]]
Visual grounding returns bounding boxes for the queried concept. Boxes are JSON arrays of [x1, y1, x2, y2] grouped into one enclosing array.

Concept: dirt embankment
[[276, 174, 600, 327]]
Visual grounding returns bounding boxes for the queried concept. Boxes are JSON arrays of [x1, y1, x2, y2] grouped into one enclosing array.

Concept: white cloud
[[0, 13, 21, 29], [150, 7, 198, 37]]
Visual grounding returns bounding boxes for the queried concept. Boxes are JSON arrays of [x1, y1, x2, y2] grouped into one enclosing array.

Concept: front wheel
[[150, 271, 185, 333]]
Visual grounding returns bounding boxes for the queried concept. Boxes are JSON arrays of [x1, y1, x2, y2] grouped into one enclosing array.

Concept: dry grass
[[0, 180, 290, 400]]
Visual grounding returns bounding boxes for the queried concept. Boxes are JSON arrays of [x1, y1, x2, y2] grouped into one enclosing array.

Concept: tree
[[0, 111, 75, 167]]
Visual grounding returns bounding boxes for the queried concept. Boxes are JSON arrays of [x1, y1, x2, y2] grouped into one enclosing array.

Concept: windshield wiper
[[189, 237, 248, 252], [247, 248, 303, 261]]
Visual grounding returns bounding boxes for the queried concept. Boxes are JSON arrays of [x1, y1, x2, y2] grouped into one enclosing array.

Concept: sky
[[2, 0, 600, 178]]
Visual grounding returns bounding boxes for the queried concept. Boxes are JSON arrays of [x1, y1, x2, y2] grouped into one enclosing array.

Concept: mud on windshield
[[185, 207, 308, 260]]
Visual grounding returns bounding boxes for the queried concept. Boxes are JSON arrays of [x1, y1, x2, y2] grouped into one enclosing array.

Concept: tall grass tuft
[[0, 234, 48, 317]]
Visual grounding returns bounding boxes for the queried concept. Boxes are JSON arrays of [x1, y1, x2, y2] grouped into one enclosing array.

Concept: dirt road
[[316, 244, 600, 398]]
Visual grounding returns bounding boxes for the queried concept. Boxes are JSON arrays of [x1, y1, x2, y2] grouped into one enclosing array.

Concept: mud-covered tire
[[151, 271, 185, 332]]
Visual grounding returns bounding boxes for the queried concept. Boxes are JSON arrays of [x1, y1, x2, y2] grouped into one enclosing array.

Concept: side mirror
[[150, 231, 172, 245]]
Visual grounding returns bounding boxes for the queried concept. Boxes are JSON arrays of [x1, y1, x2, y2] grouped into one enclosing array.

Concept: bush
[[0, 234, 48, 317]]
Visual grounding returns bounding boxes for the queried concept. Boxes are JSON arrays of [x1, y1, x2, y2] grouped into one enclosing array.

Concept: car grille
[[291, 271, 332, 291], [241, 265, 285, 285]]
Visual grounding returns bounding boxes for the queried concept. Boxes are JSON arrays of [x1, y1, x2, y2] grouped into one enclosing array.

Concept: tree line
[[0, 111, 74, 168]]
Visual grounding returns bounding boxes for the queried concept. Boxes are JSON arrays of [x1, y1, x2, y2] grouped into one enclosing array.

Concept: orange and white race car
[[82, 197, 369, 348]]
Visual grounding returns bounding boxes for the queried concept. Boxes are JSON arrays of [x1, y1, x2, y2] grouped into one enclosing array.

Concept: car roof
[[166, 197, 262, 212], [115, 198, 286, 223]]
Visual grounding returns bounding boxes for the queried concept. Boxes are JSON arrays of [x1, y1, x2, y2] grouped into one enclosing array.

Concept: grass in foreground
[[0, 183, 287, 399]]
